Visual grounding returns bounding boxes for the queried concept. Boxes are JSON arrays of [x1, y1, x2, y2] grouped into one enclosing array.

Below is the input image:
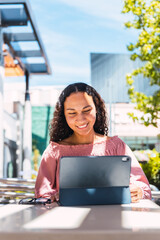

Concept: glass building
[[90, 53, 159, 150], [90, 53, 157, 103]]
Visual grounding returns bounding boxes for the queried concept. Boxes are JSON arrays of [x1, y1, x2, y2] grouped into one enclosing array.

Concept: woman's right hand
[[51, 192, 59, 202], [130, 184, 143, 203]]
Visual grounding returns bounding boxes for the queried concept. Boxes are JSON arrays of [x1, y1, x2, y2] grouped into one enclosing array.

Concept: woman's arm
[[35, 147, 58, 201], [125, 144, 152, 200]]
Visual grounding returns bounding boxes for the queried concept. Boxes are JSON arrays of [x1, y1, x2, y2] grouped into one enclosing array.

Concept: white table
[[0, 200, 160, 240]]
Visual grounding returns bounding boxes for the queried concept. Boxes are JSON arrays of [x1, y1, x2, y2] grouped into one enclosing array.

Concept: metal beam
[[4, 32, 36, 42], [25, 63, 47, 74], [0, 8, 28, 26], [4, 41, 48, 74], [15, 50, 42, 58]]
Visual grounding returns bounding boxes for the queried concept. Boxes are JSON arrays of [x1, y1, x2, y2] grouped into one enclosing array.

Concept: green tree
[[122, 0, 160, 127]]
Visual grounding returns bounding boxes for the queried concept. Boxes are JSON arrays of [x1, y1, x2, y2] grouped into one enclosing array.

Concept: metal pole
[[25, 69, 30, 101], [0, 25, 4, 177], [22, 69, 32, 179], [108, 79, 112, 136]]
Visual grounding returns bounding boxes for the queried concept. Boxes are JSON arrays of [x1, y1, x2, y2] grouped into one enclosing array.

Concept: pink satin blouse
[[35, 136, 151, 200]]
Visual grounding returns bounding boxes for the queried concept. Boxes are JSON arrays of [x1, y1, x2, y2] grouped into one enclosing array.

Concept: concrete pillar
[[22, 71, 32, 179], [14, 102, 24, 177], [0, 27, 4, 177]]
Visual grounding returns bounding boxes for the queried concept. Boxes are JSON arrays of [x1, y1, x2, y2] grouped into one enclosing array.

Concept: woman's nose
[[76, 113, 85, 122]]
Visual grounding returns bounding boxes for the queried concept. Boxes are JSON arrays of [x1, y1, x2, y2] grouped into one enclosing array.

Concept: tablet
[[59, 155, 131, 206]]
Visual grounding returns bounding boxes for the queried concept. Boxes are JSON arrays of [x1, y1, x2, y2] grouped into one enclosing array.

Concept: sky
[[5, 0, 138, 87]]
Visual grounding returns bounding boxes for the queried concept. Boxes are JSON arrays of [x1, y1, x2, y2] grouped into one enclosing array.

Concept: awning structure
[[0, 0, 52, 178], [0, 0, 51, 76]]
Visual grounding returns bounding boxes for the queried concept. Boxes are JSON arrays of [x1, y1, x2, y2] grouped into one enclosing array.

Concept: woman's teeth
[[77, 124, 88, 129]]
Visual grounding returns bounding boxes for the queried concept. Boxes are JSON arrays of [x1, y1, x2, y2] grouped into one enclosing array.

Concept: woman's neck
[[72, 133, 95, 145], [63, 132, 106, 145]]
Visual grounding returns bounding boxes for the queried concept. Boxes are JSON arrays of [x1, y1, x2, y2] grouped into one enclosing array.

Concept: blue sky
[[6, 0, 137, 86]]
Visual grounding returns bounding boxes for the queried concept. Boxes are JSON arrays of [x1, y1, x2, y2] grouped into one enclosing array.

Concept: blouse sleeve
[[125, 144, 151, 199], [116, 138, 151, 200], [35, 145, 58, 198]]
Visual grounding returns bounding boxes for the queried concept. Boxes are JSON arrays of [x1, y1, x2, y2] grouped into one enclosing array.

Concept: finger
[[130, 191, 138, 197], [131, 196, 139, 203], [131, 193, 139, 201], [50, 195, 55, 202], [130, 184, 143, 199], [55, 195, 59, 201], [130, 185, 138, 192], [54, 192, 59, 202]]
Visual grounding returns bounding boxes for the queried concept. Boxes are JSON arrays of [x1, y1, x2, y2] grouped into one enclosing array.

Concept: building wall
[[107, 103, 159, 150], [91, 53, 160, 150], [3, 111, 17, 142], [91, 53, 158, 103], [4, 83, 64, 107]]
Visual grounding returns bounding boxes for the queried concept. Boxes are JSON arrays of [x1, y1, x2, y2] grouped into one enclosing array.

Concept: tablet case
[[59, 155, 131, 206]]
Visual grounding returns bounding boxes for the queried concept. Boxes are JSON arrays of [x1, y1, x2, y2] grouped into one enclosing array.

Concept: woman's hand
[[130, 184, 143, 203], [51, 192, 59, 203]]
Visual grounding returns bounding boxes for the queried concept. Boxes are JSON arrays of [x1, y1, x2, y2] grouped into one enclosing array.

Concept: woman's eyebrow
[[66, 105, 92, 111], [66, 108, 75, 111], [83, 105, 92, 109]]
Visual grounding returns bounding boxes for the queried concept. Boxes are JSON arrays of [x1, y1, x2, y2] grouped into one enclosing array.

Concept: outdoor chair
[[150, 184, 160, 205], [0, 178, 35, 203]]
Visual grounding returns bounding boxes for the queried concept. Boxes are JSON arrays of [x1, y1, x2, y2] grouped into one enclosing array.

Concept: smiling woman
[[63, 92, 97, 145], [49, 82, 108, 143], [35, 82, 151, 203]]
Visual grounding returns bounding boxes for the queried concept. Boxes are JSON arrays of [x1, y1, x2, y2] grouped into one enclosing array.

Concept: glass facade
[[90, 53, 159, 150], [90, 53, 157, 103]]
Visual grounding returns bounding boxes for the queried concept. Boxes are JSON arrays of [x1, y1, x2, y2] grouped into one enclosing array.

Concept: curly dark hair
[[49, 82, 109, 142]]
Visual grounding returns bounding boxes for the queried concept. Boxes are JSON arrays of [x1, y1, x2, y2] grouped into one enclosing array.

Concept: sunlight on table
[[122, 199, 160, 209], [23, 206, 91, 229], [0, 204, 32, 219], [122, 200, 160, 229], [122, 211, 160, 229]]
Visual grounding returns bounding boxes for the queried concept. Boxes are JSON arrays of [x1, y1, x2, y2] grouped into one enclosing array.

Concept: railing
[[0, 178, 36, 202]]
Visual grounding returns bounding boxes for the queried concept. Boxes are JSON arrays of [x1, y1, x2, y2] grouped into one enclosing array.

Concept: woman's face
[[64, 92, 97, 137]]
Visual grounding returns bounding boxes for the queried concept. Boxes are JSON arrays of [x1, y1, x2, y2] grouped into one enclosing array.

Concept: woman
[[35, 82, 151, 203]]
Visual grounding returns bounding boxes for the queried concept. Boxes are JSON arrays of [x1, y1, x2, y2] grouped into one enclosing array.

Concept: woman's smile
[[76, 123, 89, 129]]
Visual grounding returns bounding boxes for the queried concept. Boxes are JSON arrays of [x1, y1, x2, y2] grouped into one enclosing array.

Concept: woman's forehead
[[64, 92, 95, 108]]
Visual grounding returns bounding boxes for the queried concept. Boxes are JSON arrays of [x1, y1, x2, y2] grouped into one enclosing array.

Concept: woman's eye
[[83, 109, 91, 113], [68, 112, 76, 115]]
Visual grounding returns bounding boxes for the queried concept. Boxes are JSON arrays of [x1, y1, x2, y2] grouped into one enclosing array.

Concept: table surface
[[0, 200, 160, 240]]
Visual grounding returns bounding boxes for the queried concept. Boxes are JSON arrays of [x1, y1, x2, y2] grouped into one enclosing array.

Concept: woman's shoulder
[[105, 135, 124, 144], [105, 135, 126, 149], [43, 141, 61, 158], [92, 135, 126, 155], [109, 135, 125, 143]]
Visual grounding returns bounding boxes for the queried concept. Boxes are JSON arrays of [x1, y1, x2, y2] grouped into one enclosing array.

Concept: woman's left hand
[[50, 192, 59, 203], [130, 184, 143, 203]]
